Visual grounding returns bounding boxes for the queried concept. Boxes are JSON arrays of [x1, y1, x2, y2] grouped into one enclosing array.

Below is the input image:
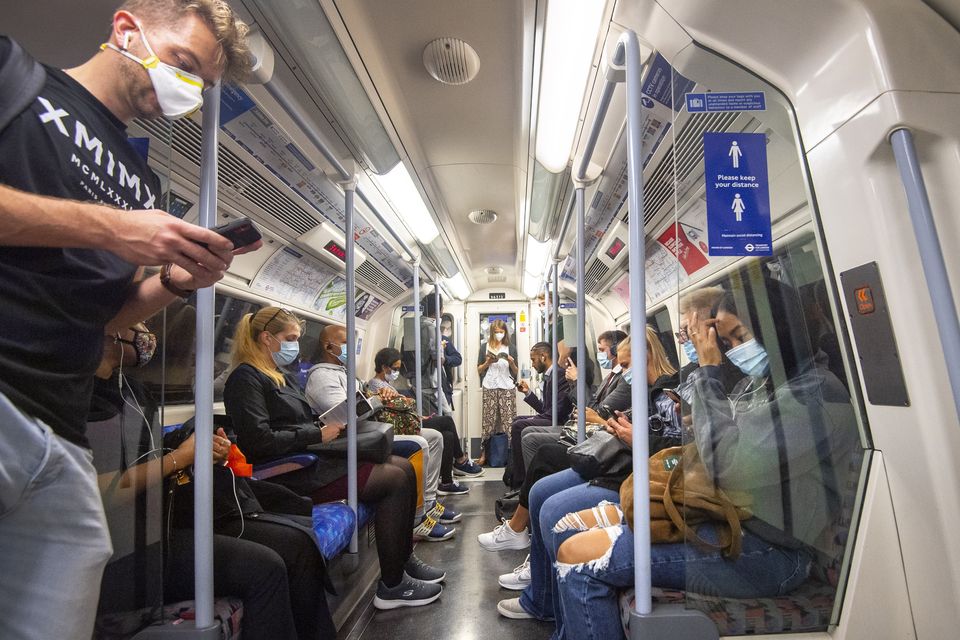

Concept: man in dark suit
[[506, 342, 572, 488]]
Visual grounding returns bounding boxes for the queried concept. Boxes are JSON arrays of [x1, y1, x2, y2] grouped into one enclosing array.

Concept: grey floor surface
[[337, 470, 554, 640]]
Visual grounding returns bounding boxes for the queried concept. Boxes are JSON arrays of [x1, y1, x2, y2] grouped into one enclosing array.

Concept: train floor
[[337, 469, 553, 640]]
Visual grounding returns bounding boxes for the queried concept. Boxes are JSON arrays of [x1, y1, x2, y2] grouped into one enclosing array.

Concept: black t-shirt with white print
[[0, 56, 160, 448]]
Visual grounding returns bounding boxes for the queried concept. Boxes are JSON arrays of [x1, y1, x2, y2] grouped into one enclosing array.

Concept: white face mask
[[494, 332, 505, 341], [386, 370, 400, 382], [103, 24, 205, 119]]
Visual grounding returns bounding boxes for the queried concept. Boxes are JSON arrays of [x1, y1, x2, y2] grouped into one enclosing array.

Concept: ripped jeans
[[518, 469, 619, 629], [554, 521, 814, 640]]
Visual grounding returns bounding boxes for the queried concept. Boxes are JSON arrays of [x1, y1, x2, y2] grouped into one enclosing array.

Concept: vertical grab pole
[[342, 176, 360, 554], [413, 261, 423, 420], [622, 32, 651, 616], [551, 261, 560, 424], [193, 83, 220, 634], [890, 128, 960, 425], [574, 186, 587, 444], [435, 283, 444, 415]]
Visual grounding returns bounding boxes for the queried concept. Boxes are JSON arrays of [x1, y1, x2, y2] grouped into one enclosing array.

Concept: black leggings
[[217, 517, 336, 640], [422, 415, 464, 483], [166, 529, 300, 640], [360, 455, 418, 586]]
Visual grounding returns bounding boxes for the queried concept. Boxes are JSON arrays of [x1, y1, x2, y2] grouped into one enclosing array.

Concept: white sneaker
[[498, 554, 531, 590], [478, 518, 530, 551], [497, 597, 534, 619]]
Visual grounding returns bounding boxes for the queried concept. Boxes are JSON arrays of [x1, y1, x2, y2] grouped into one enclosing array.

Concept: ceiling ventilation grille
[[135, 118, 321, 236], [468, 209, 498, 225], [583, 260, 610, 294], [423, 38, 481, 85], [620, 111, 741, 228], [357, 261, 405, 298], [487, 275, 507, 283]]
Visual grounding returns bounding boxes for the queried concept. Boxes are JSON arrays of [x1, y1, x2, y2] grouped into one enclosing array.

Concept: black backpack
[[0, 36, 46, 133]]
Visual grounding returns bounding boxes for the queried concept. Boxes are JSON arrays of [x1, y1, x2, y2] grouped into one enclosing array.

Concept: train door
[[463, 300, 535, 456]]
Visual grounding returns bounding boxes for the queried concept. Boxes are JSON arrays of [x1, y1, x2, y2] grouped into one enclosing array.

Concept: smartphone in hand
[[198, 217, 262, 249]]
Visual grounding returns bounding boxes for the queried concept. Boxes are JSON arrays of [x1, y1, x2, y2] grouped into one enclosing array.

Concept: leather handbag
[[621, 444, 752, 559], [310, 420, 394, 464], [567, 430, 631, 480]]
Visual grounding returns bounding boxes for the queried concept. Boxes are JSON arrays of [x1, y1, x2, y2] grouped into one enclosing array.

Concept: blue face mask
[[272, 340, 300, 366], [682, 340, 699, 364], [622, 368, 633, 385], [597, 351, 613, 369], [337, 343, 349, 365], [725, 339, 769, 376]]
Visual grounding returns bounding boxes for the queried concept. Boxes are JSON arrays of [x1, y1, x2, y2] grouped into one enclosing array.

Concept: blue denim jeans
[[0, 392, 113, 639], [518, 468, 619, 626], [556, 522, 814, 640]]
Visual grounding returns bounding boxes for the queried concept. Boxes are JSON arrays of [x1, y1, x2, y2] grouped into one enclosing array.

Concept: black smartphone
[[663, 388, 682, 403], [198, 217, 262, 249]]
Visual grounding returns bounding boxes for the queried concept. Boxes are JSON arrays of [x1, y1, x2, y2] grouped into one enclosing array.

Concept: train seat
[[618, 449, 864, 635]]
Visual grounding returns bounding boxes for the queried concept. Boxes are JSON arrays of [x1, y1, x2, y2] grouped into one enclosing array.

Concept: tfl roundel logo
[[745, 244, 755, 252]]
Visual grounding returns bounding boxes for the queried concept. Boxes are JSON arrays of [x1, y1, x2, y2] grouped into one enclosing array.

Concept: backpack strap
[[0, 36, 46, 133]]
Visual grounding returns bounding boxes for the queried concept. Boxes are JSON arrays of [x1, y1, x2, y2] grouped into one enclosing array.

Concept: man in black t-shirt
[[0, 2, 256, 637]]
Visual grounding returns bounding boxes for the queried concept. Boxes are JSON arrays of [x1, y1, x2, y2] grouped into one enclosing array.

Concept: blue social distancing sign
[[703, 132, 772, 256]]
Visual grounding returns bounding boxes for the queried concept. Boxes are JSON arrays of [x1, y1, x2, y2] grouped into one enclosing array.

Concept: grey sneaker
[[404, 554, 446, 584], [373, 574, 442, 610], [497, 597, 533, 619]]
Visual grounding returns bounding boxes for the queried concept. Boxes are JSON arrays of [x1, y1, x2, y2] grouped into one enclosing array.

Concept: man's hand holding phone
[[517, 380, 530, 394]]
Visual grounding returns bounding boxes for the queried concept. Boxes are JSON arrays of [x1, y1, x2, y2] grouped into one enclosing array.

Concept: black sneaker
[[404, 554, 446, 584], [373, 575, 442, 610]]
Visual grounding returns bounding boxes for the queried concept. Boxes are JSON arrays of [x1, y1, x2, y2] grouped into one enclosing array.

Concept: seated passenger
[[551, 278, 859, 640], [508, 342, 574, 489], [518, 331, 624, 485], [676, 286, 744, 395], [223, 307, 443, 610], [370, 347, 480, 494], [357, 343, 454, 542], [476, 319, 520, 466], [482, 329, 676, 559], [87, 324, 333, 639]]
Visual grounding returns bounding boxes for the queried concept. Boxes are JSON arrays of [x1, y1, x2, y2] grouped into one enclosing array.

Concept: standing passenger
[[477, 319, 519, 466], [0, 3, 254, 637]]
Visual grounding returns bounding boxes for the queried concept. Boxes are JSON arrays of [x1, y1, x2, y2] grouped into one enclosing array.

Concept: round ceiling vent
[[468, 209, 498, 225], [423, 38, 481, 85]]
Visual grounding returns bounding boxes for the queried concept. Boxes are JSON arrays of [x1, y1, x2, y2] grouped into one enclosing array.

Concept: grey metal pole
[[343, 180, 360, 554], [575, 186, 587, 444], [551, 261, 559, 424], [193, 83, 220, 635], [434, 284, 443, 416], [890, 128, 960, 427], [413, 261, 423, 419], [621, 32, 651, 616], [552, 196, 577, 262]]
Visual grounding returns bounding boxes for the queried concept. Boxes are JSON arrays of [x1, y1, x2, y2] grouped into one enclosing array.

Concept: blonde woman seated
[[223, 306, 444, 610]]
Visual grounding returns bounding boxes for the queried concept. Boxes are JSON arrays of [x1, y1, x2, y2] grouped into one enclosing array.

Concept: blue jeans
[[556, 522, 814, 640], [0, 392, 113, 639], [518, 468, 619, 626]]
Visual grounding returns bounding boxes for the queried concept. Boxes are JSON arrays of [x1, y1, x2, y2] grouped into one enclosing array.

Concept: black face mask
[[116, 328, 158, 368]]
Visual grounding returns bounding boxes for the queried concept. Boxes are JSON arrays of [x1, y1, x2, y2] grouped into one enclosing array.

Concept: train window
[[653, 46, 868, 630]]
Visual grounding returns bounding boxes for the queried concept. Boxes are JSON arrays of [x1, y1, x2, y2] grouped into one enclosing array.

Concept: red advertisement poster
[[657, 224, 709, 276]]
